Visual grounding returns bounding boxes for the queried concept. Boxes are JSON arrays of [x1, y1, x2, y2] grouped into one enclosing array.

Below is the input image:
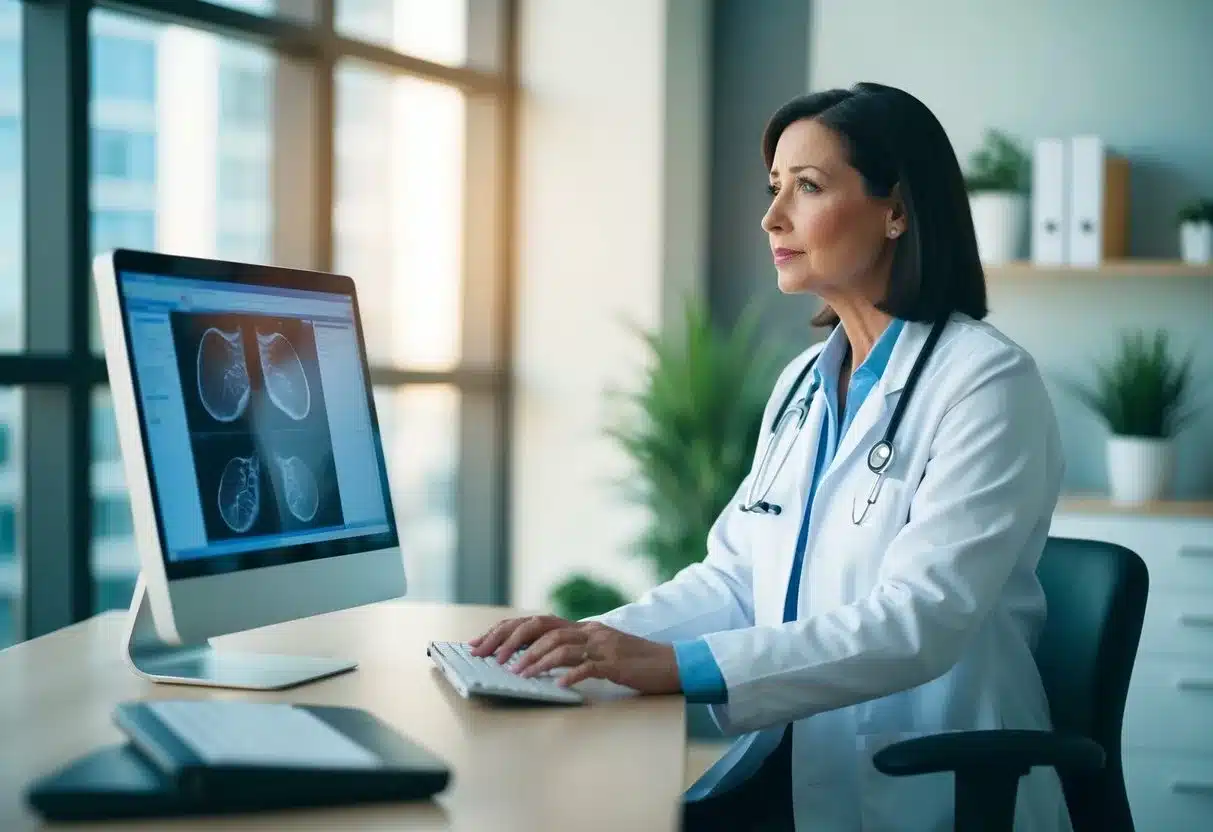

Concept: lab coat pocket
[[856, 731, 953, 832]]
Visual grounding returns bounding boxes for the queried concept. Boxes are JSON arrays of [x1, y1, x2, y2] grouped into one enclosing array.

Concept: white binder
[[1067, 136, 1129, 266], [1030, 138, 1068, 265]]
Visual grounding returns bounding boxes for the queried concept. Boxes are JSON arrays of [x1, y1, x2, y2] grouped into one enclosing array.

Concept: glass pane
[[0, 388, 22, 647], [336, 0, 478, 69], [212, 0, 278, 13], [91, 389, 137, 614], [210, 0, 318, 23], [0, 0, 21, 353], [335, 61, 465, 370], [373, 385, 458, 602], [89, 10, 275, 353]]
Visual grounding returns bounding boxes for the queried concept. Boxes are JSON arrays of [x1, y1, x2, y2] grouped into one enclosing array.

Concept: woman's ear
[[885, 183, 907, 239]]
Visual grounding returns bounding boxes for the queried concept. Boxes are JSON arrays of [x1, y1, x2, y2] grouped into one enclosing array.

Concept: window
[[0, 3, 19, 355], [94, 496, 134, 539], [0, 116, 16, 169], [92, 210, 156, 252], [0, 387, 21, 648], [90, 390, 136, 614], [91, 35, 157, 103], [89, 11, 274, 353], [337, 0, 474, 69], [373, 386, 459, 602], [92, 129, 156, 182], [215, 230, 268, 264], [0, 505, 14, 559], [213, 0, 277, 13], [91, 402, 121, 463], [0, 36, 16, 92], [218, 155, 268, 202], [335, 62, 465, 370], [4, 0, 510, 643], [219, 65, 269, 125]]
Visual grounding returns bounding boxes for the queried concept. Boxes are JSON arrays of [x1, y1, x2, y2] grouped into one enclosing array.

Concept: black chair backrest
[[1034, 536, 1149, 832]]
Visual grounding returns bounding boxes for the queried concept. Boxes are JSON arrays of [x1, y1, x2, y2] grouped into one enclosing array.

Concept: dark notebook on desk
[[26, 700, 451, 822]]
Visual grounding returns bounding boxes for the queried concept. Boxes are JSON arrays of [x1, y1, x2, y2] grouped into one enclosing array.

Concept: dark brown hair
[[762, 82, 988, 328]]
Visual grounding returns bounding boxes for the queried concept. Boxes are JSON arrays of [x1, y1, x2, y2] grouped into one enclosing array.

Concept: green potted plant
[[964, 129, 1030, 265], [1177, 198, 1213, 264], [548, 297, 785, 621], [1064, 330, 1196, 504]]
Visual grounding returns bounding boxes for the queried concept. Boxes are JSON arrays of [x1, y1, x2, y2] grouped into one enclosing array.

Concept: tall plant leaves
[[602, 297, 786, 581]]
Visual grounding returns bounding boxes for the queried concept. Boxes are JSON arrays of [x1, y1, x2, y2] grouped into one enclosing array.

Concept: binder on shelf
[[1067, 136, 1129, 266], [1030, 138, 1068, 265]]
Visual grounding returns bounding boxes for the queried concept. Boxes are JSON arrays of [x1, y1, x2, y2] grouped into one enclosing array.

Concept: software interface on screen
[[120, 271, 391, 562]]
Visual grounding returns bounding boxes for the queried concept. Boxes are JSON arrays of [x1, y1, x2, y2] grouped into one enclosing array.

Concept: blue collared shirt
[[673, 318, 906, 703]]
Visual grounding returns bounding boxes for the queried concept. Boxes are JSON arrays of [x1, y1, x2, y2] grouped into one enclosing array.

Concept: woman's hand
[[469, 616, 682, 695]]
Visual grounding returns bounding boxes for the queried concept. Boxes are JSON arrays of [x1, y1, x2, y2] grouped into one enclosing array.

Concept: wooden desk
[[0, 602, 688, 831]]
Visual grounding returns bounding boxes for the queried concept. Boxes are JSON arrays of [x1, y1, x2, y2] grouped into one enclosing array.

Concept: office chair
[[873, 536, 1149, 832]]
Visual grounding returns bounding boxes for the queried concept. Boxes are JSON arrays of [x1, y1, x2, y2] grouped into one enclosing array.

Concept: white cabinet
[[1049, 503, 1213, 830]]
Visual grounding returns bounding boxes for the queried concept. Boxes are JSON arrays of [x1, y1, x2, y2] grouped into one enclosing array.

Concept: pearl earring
[[888, 228, 900, 238]]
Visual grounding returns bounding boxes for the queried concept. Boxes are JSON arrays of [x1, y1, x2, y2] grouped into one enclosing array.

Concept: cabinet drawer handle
[[1177, 678, 1213, 692], [1172, 780, 1213, 796], [1179, 613, 1213, 629], [1179, 546, 1213, 560]]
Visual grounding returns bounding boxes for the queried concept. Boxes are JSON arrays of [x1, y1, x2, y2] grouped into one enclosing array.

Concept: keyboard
[[427, 641, 584, 705], [145, 700, 382, 768]]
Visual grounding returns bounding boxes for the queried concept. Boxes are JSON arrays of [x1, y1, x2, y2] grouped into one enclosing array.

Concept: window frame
[[3, 0, 517, 641]]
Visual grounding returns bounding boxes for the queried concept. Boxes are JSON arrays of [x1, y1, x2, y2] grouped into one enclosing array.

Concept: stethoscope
[[739, 317, 948, 523]]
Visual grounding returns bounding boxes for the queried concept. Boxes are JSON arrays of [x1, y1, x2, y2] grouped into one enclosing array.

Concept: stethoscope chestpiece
[[867, 440, 894, 475]]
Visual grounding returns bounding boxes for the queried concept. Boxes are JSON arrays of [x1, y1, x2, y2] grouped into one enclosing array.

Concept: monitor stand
[[122, 574, 357, 690]]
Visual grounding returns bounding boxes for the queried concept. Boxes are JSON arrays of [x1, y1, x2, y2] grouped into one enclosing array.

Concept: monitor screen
[[117, 265, 397, 580]]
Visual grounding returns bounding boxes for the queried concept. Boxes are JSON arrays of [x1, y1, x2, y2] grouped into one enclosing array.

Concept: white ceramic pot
[[1180, 221, 1213, 264], [1106, 435, 1174, 504], [970, 192, 1027, 265]]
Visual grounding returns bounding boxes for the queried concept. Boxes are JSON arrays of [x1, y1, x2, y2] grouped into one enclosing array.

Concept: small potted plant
[[964, 129, 1031, 265], [1177, 198, 1213, 264], [1065, 330, 1196, 505]]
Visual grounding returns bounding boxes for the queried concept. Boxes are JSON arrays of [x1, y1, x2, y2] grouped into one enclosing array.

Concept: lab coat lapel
[[760, 387, 828, 625], [819, 320, 931, 489]]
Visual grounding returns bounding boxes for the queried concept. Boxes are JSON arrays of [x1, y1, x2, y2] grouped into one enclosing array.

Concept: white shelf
[[1056, 495, 1213, 519], [987, 259, 1213, 280]]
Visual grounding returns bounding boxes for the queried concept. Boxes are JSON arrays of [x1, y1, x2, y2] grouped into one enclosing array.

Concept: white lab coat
[[592, 314, 1073, 832]]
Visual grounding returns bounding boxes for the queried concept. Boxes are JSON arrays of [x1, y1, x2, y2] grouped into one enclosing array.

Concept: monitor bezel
[[110, 248, 400, 582]]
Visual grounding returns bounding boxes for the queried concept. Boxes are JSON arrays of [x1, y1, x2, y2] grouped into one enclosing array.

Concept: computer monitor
[[94, 249, 406, 690]]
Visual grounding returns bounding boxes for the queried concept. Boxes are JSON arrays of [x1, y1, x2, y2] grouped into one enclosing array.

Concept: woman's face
[[762, 118, 904, 298]]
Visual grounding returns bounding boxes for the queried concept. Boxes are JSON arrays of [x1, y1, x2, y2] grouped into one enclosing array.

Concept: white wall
[[800, 0, 1213, 497], [511, 0, 711, 609]]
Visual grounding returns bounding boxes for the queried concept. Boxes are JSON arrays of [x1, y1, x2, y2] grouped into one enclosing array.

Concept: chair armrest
[[872, 729, 1105, 778]]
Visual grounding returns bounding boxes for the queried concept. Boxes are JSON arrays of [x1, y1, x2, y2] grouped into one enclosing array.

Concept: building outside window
[[0, 0, 508, 646]]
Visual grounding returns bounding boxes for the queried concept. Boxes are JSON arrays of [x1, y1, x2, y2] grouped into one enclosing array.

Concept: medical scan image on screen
[[170, 312, 346, 543], [120, 272, 392, 563]]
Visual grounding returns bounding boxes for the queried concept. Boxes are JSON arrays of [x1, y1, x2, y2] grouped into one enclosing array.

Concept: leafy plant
[[1063, 330, 1197, 439], [964, 129, 1030, 194], [548, 576, 630, 622], [548, 298, 787, 621], [1177, 198, 1213, 226]]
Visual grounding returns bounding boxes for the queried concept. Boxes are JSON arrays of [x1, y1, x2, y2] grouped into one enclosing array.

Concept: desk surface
[[0, 602, 688, 831]]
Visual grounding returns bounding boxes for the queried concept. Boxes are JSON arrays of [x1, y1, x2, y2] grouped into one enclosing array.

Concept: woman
[[471, 82, 1070, 832]]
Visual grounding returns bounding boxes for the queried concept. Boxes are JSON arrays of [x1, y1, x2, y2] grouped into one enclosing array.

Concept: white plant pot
[[1106, 435, 1174, 505], [1180, 221, 1213, 264], [970, 192, 1027, 265]]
